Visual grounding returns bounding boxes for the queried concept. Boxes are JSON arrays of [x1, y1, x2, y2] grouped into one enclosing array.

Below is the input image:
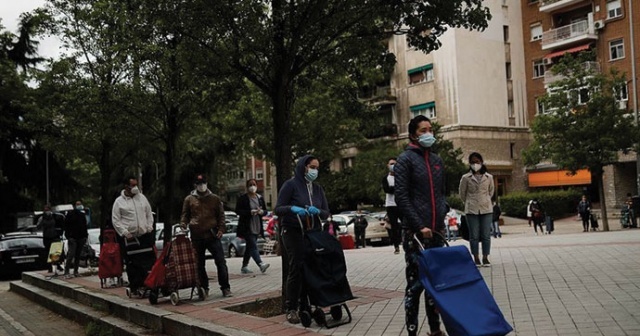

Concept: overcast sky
[[1, 0, 62, 59]]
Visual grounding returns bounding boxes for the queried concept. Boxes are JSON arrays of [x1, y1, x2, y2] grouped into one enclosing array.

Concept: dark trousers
[[65, 237, 87, 275], [580, 212, 590, 230], [123, 232, 155, 290], [387, 206, 402, 248], [242, 233, 263, 267], [192, 237, 229, 291], [403, 236, 442, 335], [355, 227, 366, 247], [282, 226, 309, 311]]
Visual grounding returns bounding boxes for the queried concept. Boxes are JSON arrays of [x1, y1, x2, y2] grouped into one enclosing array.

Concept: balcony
[[364, 124, 398, 139], [539, 0, 588, 13], [541, 18, 597, 50], [544, 61, 600, 86], [359, 86, 397, 105]]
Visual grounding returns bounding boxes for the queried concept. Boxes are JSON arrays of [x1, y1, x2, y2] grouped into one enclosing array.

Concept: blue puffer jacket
[[394, 143, 447, 234], [275, 155, 330, 229]]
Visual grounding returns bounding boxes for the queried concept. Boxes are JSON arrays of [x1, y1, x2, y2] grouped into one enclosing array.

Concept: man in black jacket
[[64, 200, 89, 278], [382, 157, 402, 254], [394, 115, 447, 336]]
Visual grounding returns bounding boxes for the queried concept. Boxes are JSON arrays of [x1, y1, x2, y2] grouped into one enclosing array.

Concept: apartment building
[[521, 0, 640, 207], [338, 0, 532, 197]]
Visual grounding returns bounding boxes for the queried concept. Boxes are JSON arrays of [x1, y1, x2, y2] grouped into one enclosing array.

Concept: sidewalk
[[16, 216, 640, 336]]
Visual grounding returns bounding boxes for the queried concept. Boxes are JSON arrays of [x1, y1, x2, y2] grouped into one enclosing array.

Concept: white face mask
[[130, 186, 140, 195], [471, 163, 482, 172], [196, 184, 207, 192], [248, 186, 257, 193]]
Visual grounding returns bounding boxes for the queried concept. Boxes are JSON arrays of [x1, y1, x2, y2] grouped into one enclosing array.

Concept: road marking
[[0, 306, 35, 336]]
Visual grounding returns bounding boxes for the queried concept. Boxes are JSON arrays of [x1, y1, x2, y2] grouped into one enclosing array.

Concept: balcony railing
[[541, 19, 596, 50], [544, 61, 600, 86], [539, 0, 588, 13]]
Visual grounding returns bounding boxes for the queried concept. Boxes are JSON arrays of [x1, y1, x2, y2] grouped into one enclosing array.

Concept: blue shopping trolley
[[415, 234, 513, 336]]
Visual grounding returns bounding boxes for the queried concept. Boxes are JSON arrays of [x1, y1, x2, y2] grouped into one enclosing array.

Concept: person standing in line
[[112, 177, 155, 295], [63, 200, 89, 278], [347, 209, 368, 248], [235, 178, 270, 274], [444, 207, 459, 242], [323, 216, 339, 238], [529, 198, 545, 234], [394, 115, 447, 336], [180, 174, 232, 298], [577, 195, 591, 232], [492, 201, 502, 238], [382, 157, 402, 254], [37, 204, 64, 273], [274, 155, 330, 324], [527, 199, 533, 227], [459, 152, 494, 267]]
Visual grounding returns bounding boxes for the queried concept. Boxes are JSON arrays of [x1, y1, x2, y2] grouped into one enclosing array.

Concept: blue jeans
[[467, 213, 492, 256], [242, 234, 263, 267], [492, 220, 501, 237], [65, 237, 87, 274], [192, 237, 230, 291]]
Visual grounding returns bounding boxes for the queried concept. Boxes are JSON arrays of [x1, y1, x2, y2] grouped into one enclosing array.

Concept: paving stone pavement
[[35, 216, 640, 335]]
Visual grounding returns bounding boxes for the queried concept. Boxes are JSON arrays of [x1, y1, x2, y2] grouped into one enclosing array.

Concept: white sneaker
[[241, 266, 253, 274], [259, 263, 270, 273]]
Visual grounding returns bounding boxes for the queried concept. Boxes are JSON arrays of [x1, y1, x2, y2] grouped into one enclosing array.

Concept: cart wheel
[[170, 292, 180, 306], [299, 310, 312, 327], [330, 305, 343, 320], [125, 287, 132, 298], [312, 308, 326, 326], [197, 287, 205, 301], [149, 290, 158, 305]]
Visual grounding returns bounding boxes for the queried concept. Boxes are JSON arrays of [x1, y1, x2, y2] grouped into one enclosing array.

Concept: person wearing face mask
[[275, 155, 330, 324], [63, 200, 89, 278], [347, 208, 368, 248], [459, 152, 495, 267], [37, 204, 64, 273], [112, 176, 155, 294], [381, 157, 402, 254], [394, 115, 447, 336], [181, 174, 232, 298], [235, 179, 270, 274]]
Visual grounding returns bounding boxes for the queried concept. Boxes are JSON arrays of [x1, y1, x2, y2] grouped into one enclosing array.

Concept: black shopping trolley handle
[[412, 231, 449, 251]]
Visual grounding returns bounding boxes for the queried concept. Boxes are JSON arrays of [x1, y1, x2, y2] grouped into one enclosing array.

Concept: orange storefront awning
[[528, 169, 591, 187], [544, 44, 591, 60]]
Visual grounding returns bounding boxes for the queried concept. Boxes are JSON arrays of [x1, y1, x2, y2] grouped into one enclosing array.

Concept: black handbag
[[459, 215, 470, 241]]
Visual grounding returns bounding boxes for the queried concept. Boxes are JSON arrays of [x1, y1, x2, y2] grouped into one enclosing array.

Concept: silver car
[[221, 222, 267, 258]]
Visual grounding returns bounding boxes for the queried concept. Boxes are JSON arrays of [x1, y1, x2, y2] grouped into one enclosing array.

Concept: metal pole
[[630, 0, 640, 194], [46, 150, 50, 205]]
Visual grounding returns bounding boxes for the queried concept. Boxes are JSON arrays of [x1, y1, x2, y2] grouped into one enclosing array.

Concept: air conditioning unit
[[543, 58, 553, 66], [594, 20, 605, 30], [618, 100, 628, 110]]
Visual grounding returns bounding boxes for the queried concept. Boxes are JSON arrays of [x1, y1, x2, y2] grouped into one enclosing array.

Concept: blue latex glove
[[291, 206, 307, 216], [307, 206, 320, 215]]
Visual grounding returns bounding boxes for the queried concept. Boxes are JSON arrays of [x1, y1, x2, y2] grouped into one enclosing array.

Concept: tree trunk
[[163, 111, 178, 242], [595, 171, 609, 231], [99, 140, 113, 229]]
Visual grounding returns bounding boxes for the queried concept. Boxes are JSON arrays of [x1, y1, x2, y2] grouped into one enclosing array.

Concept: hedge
[[499, 189, 582, 219]]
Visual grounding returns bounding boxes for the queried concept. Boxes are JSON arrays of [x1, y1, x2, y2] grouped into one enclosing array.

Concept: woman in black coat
[[235, 179, 270, 274]]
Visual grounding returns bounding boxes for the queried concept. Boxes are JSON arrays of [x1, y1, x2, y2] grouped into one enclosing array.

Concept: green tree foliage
[[523, 51, 639, 231], [175, 0, 492, 191]]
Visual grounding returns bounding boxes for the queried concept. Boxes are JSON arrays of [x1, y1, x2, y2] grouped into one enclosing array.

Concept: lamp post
[[629, 0, 640, 193]]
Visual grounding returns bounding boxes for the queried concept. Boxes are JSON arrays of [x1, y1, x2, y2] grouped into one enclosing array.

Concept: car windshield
[[0, 237, 42, 249]]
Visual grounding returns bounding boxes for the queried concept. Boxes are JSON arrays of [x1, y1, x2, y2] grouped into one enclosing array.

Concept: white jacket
[[459, 172, 495, 215], [112, 190, 154, 237]]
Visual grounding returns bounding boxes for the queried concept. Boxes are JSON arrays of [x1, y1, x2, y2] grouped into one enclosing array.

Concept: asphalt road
[[0, 275, 86, 336]]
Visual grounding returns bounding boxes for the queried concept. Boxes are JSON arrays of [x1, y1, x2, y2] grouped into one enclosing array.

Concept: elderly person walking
[[459, 152, 495, 267]]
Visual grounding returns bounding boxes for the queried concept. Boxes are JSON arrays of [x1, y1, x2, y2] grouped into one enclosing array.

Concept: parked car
[[0, 232, 48, 276], [221, 222, 267, 258], [346, 214, 390, 246], [323, 216, 349, 235], [224, 211, 239, 222]]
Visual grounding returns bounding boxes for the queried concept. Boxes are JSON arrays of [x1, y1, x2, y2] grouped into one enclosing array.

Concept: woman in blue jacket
[[275, 155, 330, 324]]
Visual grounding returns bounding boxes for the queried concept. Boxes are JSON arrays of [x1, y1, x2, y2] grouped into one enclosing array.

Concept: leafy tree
[[176, 0, 492, 191], [523, 51, 638, 231]]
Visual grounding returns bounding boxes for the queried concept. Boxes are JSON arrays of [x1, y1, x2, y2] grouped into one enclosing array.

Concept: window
[[530, 24, 543, 41], [610, 39, 625, 60], [505, 62, 512, 79], [508, 101, 514, 117], [528, 0, 538, 4], [256, 170, 264, 180], [578, 88, 590, 105], [536, 98, 546, 115], [533, 60, 545, 78], [410, 102, 436, 119], [615, 84, 629, 101], [408, 64, 434, 84], [341, 157, 353, 170], [503, 26, 509, 42], [607, 0, 623, 19]]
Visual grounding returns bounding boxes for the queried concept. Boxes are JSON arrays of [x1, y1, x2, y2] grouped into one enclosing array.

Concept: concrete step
[[11, 272, 257, 336]]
